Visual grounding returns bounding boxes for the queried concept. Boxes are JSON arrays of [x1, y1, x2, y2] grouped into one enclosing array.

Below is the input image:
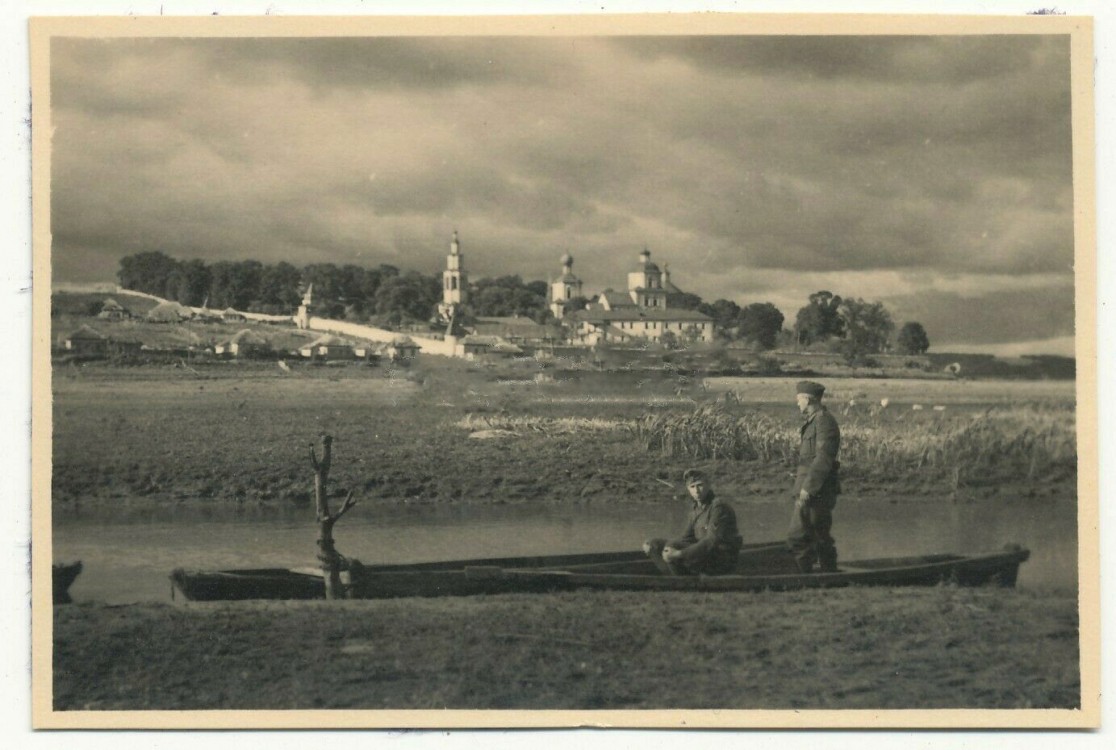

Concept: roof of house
[[145, 301, 193, 321], [599, 290, 637, 308], [301, 334, 355, 349], [462, 335, 524, 352], [100, 298, 126, 311], [391, 335, 420, 348], [571, 307, 713, 324], [472, 316, 562, 338], [66, 324, 106, 341], [225, 329, 269, 346]]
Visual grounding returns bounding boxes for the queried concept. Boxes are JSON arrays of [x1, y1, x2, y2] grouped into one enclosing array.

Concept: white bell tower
[[438, 231, 468, 321]]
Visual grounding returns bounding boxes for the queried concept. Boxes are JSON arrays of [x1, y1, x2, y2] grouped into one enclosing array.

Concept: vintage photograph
[[31, 13, 1096, 728]]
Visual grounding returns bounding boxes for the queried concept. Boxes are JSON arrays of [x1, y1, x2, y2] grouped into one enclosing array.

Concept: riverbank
[[52, 586, 1079, 711]]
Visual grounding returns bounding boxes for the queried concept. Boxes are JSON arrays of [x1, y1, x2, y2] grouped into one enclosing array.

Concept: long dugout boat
[[170, 543, 1029, 601]]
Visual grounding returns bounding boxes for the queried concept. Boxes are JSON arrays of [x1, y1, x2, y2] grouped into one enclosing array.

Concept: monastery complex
[[437, 232, 716, 347]]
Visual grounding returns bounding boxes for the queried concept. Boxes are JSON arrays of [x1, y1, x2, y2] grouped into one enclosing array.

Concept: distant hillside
[[51, 290, 315, 354], [51, 291, 160, 318], [927, 352, 1075, 380]]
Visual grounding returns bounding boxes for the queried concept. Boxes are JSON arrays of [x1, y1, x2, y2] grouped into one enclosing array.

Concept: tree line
[[793, 290, 930, 357], [118, 251, 444, 325], [115, 252, 928, 353]]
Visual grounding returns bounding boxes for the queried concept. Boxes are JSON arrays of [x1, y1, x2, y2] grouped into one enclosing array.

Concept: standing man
[[642, 469, 743, 576], [788, 381, 841, 573]]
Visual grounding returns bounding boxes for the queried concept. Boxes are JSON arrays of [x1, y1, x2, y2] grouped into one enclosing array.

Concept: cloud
[[615, 35, 1060, 85], [47, 34, 1077, 349], [883, 283, 1075, 346]]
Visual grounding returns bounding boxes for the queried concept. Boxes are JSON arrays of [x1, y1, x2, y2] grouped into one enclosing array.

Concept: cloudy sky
[[49, 34, 1075, 354]]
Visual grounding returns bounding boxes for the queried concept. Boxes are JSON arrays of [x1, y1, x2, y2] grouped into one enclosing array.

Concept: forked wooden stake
[[310, 434, 359, 599]]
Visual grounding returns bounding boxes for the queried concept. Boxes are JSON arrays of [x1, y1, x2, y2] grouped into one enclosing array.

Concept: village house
[[62, 325, 109, 357], [387, 335, 421, 362], [471, 315, 563, 345], [145, 300, 194, 323], [565, 249, 716, 345], [299, 334, 356, 361], [353, 342, 384, 364], [214, 329, 270, 359], [96, 298, 131, 320], [62, 325, 143, 358], [459, 335, 524, 361]]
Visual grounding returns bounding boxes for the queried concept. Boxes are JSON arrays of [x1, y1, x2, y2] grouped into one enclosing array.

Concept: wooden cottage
[[460, 335, 523, 360], [214, 329, 270, 358], [353, 342, 384, 364], [145, 301, 194, 323], [96, 298, 131, 320], [387, 336, 421, 362], [63, 325, 109, 357], [62, 325, 142, 358], [299, 334, 356, 361]]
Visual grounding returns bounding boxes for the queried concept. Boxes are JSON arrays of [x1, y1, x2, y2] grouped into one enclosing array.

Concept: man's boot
[[819, 550, 838, 573]]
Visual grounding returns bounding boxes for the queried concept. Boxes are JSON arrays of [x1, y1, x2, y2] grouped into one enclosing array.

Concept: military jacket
[[792, 405, 841, 502], [670, 495, 743, 560]]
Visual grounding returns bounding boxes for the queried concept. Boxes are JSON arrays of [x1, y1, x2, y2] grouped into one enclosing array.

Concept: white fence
[[54, 285, 460, 357], [306, 317, 457, 357]]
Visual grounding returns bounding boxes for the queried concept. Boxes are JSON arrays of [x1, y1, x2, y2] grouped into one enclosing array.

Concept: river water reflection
[[52, 497, 1077, 604]]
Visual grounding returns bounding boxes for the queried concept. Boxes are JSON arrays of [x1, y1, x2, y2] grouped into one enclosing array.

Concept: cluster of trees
[[117, 251, 556, 326], [682, 299, 787, 350], [793, 290, 930, 357], [118, 251, 443, 324], [468, 276, 550, 320], [117, 252, 929, 354]]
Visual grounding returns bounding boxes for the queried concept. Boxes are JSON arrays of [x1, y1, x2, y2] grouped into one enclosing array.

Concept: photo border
[[29, 11, 1099, 730]]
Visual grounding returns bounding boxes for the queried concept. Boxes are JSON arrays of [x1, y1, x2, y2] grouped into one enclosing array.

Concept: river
[[52, 496, 1076, 603]]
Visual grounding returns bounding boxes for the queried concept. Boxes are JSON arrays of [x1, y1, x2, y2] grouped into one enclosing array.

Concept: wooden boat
[[53, 561, 83, 604], [170, 543, 1029, 601], [475, 544, 1031, 594], [170, 546, 772, 601]]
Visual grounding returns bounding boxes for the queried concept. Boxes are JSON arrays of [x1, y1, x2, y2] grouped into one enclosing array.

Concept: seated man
[[642, 468, 743, 575]]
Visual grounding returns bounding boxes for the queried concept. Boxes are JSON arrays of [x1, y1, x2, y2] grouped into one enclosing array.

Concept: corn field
[[635, 402, 1077, 484]]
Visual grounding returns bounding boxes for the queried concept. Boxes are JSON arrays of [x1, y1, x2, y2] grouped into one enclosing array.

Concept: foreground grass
[[53, 587, 1079, 711]]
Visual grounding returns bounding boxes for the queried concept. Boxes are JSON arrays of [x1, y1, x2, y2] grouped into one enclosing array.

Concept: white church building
[[561, 248, 715, 345]]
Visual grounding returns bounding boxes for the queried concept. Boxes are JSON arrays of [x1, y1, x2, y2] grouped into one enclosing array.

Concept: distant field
[[704, 376, 1075, 406], [49, 361, 1077, 508]]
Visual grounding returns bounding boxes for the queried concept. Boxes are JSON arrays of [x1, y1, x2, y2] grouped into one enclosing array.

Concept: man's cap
[[796, 381, 825, 398], [683, 468, 706, 484]]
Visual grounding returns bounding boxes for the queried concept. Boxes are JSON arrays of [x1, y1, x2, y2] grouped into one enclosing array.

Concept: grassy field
[[53, 586, 1079, 711], [50, 357, 1077, 508]]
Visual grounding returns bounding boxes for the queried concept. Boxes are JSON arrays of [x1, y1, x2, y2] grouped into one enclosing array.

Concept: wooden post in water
[[309, 434, 359, 600]]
